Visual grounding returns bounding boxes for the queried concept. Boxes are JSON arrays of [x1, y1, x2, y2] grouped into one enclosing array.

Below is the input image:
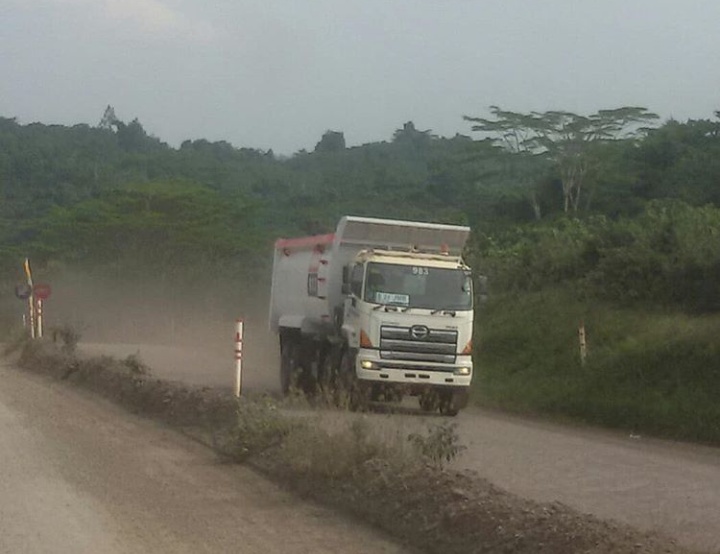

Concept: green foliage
[[634, 116, 720, 205], [214, 397, 293, 461], [314, 130, 346, 153], [465, 106, 660, 214], [29, 180, 264, 271], [582, 201, 720, 309], [476, 288, 720, 442], [281, 416, 406, 478], [477, 200, 720, 312], [408, 422, 466, 469], [2, 107, 719, 282]]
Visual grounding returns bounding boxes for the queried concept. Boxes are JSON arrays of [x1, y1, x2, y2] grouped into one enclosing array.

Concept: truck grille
[[380, 325, 457, 364]]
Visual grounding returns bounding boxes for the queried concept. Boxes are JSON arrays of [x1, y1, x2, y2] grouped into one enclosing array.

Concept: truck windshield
[[364, 262, 472, 310]]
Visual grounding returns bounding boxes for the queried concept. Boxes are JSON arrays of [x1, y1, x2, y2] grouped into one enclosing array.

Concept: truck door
[[343, 263, 364, 348]]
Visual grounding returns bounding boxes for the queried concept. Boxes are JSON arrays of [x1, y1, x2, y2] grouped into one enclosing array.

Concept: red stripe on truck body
[[274, 233, 335, 250]]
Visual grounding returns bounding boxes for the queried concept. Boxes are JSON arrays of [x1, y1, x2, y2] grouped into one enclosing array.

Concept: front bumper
[[355, 350, 473, 388]]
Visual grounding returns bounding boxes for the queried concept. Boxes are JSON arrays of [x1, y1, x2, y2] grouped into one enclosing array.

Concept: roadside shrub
[[478, 200, 720, 312], [475, 287, 720, 443], [280, 416, 402, 478], [408, 422, 466, 469], [213, 397, 294, 461], [122, 353, 149, 375]]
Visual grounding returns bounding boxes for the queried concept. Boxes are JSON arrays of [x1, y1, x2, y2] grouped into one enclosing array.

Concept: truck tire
[[438, 391, 460, 417], [339, 348, 369, 412], [318, 346, 340, 396], [280, 340, 298, 396], [419, 391, 439, 413]]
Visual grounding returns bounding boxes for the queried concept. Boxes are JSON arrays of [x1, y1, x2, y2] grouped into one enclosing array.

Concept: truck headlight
[[360, 359, 378, 370], [454, 366, 472, 376]]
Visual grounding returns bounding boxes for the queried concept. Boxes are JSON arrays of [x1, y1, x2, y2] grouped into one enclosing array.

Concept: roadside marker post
[[235, 319, 244, 397], [33, 284, 52, 340], [18, 259, 53, 340], [36, 299, 43, 338], [23, 258, 36, 339], [578, 320, 587, 366]]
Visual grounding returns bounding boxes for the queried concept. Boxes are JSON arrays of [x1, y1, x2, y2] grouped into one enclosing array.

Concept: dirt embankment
[[8, 339, 697, 554]]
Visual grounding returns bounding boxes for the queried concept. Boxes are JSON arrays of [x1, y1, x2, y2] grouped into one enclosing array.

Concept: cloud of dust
[[38, 266, 280, 392]]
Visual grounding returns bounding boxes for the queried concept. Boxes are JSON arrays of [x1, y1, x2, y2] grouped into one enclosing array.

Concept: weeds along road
[[0, 362, 410, 554], [79, 342, 720, 553]]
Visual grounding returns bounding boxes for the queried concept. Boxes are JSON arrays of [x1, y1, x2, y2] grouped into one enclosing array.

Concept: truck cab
[[340, 249, 474, 414]]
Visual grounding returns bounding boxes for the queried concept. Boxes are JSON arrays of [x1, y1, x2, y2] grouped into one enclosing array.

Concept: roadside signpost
[[33, 284, 52, 300], [22, 258, 36, 338], [17, 259, 52, 339]]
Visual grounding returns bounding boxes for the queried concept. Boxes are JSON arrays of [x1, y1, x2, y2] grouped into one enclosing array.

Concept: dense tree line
[[1, 107, 720, 309]]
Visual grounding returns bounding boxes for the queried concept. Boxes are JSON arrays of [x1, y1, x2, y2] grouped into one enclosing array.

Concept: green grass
[[474, 288, 720, 443]]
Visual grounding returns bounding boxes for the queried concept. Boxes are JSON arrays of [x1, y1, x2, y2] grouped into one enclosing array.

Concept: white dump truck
[[269, 216, 476, 415]]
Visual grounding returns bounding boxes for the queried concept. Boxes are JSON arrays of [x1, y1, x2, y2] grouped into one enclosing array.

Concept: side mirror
[[342, 266, 349, 284], [342, 282, 351, 295]]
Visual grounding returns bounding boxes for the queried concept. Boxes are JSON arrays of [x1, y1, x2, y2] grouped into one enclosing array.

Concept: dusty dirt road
[[0, 361, 409, 554], [78, 341, 720, 553], [404, 408, 720, 553], [80, 336, 279, 391]]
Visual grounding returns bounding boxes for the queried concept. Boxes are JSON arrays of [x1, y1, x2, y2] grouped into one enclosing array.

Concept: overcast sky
[[2, 0, 719, 154]]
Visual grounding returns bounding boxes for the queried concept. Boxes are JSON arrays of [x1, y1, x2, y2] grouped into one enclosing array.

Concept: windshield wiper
[[431, 309, 457, 316]]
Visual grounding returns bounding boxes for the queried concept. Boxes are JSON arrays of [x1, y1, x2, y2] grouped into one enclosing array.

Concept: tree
[[633, 115, 720, 206], [32, 181, 261, 270], [458, 110, 550, 219], [392, 121, 435, 149], [465, 106, 659, 213], [314, 130, 346, 153]]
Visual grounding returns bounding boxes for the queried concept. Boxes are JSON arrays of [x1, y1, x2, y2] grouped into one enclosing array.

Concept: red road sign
[[33, 283, 52, 300]]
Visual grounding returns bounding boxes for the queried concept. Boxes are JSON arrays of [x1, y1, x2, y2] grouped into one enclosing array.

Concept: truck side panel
[[269, 234, 336, 335]]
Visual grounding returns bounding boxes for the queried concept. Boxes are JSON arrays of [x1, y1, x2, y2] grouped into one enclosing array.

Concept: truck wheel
[[319, 346, 340, 391], [348, 382, 370, 412], [419, 391, 439, 413], [280, 341, 298, 396], [349, 381, 371, 412], [334, 348, 353, 407], [339, 349, 368, 412], [438, 391, 460, 417]]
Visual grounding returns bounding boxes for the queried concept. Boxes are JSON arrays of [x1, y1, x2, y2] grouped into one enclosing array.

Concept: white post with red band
[[36, 299, 43, 339], [235, 319, 244, 397], [578, 320, 587, 366]]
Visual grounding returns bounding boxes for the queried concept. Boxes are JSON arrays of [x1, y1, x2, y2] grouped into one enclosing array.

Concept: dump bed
[[335, 216, 469, 255]]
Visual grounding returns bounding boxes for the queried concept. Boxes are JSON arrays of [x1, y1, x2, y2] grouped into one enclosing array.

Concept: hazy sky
[[2, 0, 719, 154]]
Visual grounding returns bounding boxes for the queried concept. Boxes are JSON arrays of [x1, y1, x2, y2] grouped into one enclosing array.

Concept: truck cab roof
[[356, 248, 469, 270]]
